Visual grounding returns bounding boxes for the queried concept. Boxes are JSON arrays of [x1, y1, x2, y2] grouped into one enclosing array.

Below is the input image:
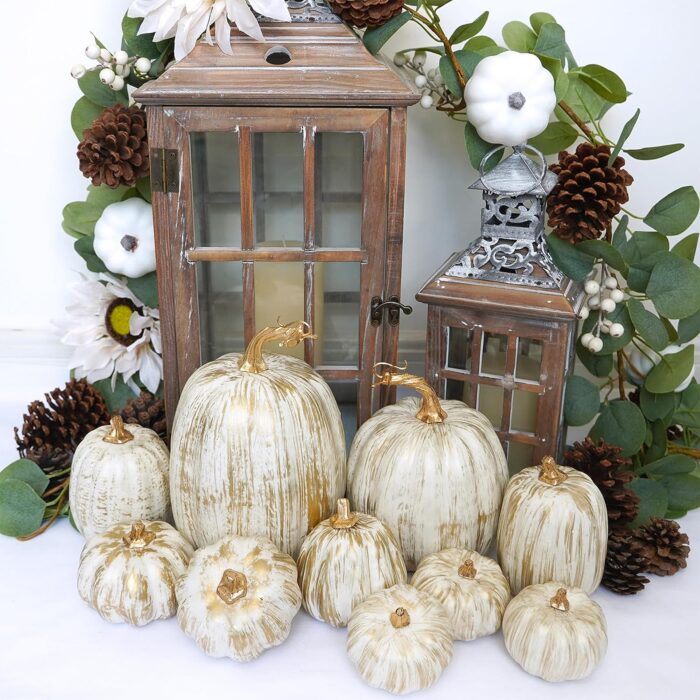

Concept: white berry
[[100, 48, 112, 63], [609, 323, 625, 338], [110, 75, 125, 91], [581, 332, 595, 348], [393, 53, 407, 67], [610, 289, 625, 303], [413, 51, 426, 67], [584, 280, 600, 295], [420, 94, 434, 109], [587, 295, 600, 309], [134, 57, 152, 75], [114, 50, 129, 65], [99, 68, 115, 85], [604, 276, 618, 289], [601, 298, 616, 313], [578, 307, 590, 320], [415, 75, 428, 88], [588, 337, 604, 353], [433, 72, 444, 86], [600, 324, 610, 335], [85, 44, 101, 60], [70, 64, 87, 79]]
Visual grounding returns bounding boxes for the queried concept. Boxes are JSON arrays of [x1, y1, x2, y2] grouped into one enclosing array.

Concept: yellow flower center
[[109, 303, 134, 338]]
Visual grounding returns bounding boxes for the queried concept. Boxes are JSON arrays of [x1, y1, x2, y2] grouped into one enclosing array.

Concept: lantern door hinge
[[371, 296, 413, 326], [151, 148, 180, 194]]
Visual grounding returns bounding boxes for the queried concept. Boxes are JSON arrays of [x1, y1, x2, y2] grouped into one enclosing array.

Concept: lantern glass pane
[[516, 338, 543, 383], [507, 440, 534, 474], [446, 327, 474, 372], [445, 378, 466, 401], [477, 384, 504, 428], [327, 380, 359, 448], [253, 132, 303, 248], [315, 132, 363, 249], [481, 332, 507, 377], [511, 390, 538, 434], [318, 262, 360, 367], [191, 132, 242, 247], [196, 261, 244, 362]]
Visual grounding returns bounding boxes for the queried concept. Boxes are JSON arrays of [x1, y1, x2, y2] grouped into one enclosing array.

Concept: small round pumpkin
[[297, 498, 407, 627], [70, 416, 170, 539], [348, 367, 508, 570], [77, 520, 194, 626], [347, 583, 453, 695], [503, 582, 607, 682], [411, 548, 511, 641], [497, 456, 607, 594], [176, 534, 302, 662]]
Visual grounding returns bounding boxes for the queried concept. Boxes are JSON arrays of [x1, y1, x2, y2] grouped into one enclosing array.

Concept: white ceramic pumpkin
[[94, 198, 156, 278], [411, 548, 511, 641], [77, 520, 194, 626], [70, 416, 170, 539], [497, 456, 607, 594], [348, 366, 508, 570], [297, 498, 407, 627], [176, 534, 302, 662], [347, 583, 453, 695], [170, 321, 346, 557], [465, 50, 556, 146], [503, 582, 608, 682], [626, 344, 695, 392]]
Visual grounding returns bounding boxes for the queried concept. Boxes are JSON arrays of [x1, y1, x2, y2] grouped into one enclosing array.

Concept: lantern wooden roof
[[134, 22, 419, 107], [417, 251, 585, 321]]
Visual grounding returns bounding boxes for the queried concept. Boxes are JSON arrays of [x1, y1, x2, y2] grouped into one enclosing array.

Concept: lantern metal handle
[[479, 143, 548, 198]]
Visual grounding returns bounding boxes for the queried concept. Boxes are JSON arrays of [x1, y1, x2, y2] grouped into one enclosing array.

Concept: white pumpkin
[[348, 367, 508, 570], [77, 520, 193, 625], [497, 456, 607, 594], [170, 321, 346, 557], [94, 198, 156, 278], [347, 583, 453, 695], [176, 534, 302, 662], [69, 416, 170, 539], [503, 582, 608, 682], [465, 51, 556, 147], [297, 498, 407, 627], [626, 344, 695, 392], [411, 548, 511, 641]]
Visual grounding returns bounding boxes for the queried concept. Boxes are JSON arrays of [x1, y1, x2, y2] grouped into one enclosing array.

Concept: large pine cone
[[547, 143, 633, 244], [77, 104, 149, 188], [328, 0, 404, 28], [121, 391, 167, 444], [634, 518, 690, 576], [602, 528, 650, 595], [564, 437, 640, 525]]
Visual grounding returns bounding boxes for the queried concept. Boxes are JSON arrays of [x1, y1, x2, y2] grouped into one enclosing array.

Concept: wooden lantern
[[134, 9, 418, 429], [416, 147, 584, 469]]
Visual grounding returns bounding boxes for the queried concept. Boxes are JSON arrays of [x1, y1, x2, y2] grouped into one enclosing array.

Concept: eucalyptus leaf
[[611, 216, 628, 250], [671, 382, 700, 429], [644, 186, 700, 236], [463, 36, 503, 56], [678, 309, 700, 343], [645, 455, 696, 476], [639, 386, 676, 423], [87, 184, 130, 209], [671, 232, 698, 260], [121, 14, 162, 60], [608, 108, 640, 166], [0, 479, 46, 537], [625, 144, 684, 160], [71, 97, 103, 141], [546, 234, 594, 281], [576, 341, 614, 377], [464, 123, 502, 171], [528, 121, 578, 155], [127, 272, 158, 308], [575, 239, 628, 273], [136, 177, 152, 204], [449, 12, 489, 44], [74, 236, 107, 274], [0, 460, 49, 496], [502, 21, 537, 52], [78, 69, 128, 108], [629, 478, 669, 527], [529, 13, 557, 33], [589, 400, 646, 456], [646, 253, 700, 319], [554, 74, 608, 125], [645, 346, 694, 393], [621, 231, 669, 266], [645, 420, 668, 463], [627, 299, 669, 352], [92, 376, 138, 413], [363, 12, 410, 54], [62, 201, 104, 238], [661, 474, 700, 511], [533, 22, 566, 62], [564, 375, 600, 426], [574, 64, 627, 104]]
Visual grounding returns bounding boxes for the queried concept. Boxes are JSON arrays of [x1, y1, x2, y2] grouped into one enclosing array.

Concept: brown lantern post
[[134, 6, 418, 431], [416, 146, 584, 471]]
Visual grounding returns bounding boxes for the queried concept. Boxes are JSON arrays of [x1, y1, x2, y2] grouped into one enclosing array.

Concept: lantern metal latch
[[370, 296, 413, 326], [151, 148, 180, 194]]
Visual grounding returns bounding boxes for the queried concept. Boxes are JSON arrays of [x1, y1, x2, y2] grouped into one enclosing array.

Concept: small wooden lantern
[[416, 147, 584, 469], [134, 9, 417, 429]]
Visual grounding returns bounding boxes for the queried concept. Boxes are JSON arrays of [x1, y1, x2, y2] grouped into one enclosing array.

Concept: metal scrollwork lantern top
[[282, 0, 340, 22], [446, 144, 564, 289]]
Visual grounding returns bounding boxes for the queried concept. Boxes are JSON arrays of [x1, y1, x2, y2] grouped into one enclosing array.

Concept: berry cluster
[[393, 52, 454, 110], [71, 42, 152, 92], [579, 265, 626, 353]]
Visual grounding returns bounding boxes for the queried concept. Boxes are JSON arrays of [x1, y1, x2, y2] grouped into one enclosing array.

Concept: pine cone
[[328, 0, 404, 28], [634, 518, 690, 576], [564, 437, 640, 525], [121, 391, 167, 443], [14, 379, 111, 474], [602, 528, 650, 595], [77, 104, 149, 188], [547, 143, 633, 244]]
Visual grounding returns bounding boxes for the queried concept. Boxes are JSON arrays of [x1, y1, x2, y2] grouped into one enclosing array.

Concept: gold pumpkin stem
[[372, 363, 447, 424], [390, 607, 411, 629], [330, 498, 360, 529], [103, 415, 134, 445], [550, 588, 570, 612], [217, 569, 248, 605], [538, 456, 568, 486], [238, 320, 317, 374], [123, 521, 156, 548], [458, 559, 477, 579]]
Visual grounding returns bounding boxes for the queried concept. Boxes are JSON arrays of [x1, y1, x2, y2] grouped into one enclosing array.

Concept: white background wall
[[0, 0, 698, 424]]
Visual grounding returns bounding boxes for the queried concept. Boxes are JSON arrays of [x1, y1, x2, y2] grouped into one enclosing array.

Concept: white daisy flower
[[56, 273, 163, 394]]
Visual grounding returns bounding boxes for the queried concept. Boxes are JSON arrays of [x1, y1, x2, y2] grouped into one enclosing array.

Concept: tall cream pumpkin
[[347, 367, 508, 570], [170, 321, 346, 557]]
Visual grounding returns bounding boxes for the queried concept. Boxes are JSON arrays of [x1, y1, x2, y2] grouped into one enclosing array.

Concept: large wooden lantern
[[416, 147, 584, 470], [134, 9, 418, 428]]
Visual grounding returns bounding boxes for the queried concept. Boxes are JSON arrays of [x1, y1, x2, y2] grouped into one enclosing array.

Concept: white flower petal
[[215, 11, 233, 55], [138, 348, 164, 393], [248, 0, 290, 22], [227, 0, 264, 41], [175, 5, 212, 61]]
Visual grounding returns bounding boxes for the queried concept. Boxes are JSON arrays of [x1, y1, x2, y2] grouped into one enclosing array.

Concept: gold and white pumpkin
[[411, 548, 511, 641], [297, 498, 407, 627], [347, 583, 453, 695], [77, 520, 194, 626], [503, 582, 608, 682], [497, 456, 607, 594], [176, 534, 302, 662], [170, 321, 346, 557], [348, 366, 508, 570], [70, 416, 170, 539]]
